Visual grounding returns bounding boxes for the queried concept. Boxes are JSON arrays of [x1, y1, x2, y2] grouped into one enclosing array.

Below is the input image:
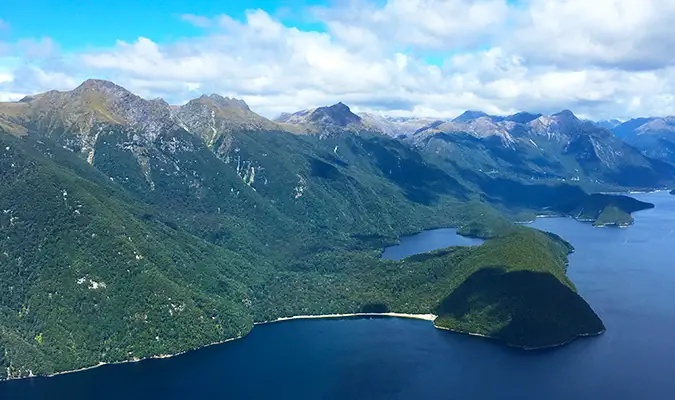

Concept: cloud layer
[[2, 0, 675, 120]]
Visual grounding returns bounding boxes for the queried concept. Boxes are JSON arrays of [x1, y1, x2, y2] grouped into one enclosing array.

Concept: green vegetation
[[593, 206, 633, 227], [0, 104, 621, 380], [434, 228, 604, 348], [563, 193, 653, 224]]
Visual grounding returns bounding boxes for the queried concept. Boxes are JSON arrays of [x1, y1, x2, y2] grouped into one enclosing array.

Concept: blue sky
[[1, 0, 675, 120], [1, 0, 333, 49]]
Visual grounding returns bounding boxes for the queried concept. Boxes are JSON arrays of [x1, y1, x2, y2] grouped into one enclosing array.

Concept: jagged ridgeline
[[0, 79, 660, 379]]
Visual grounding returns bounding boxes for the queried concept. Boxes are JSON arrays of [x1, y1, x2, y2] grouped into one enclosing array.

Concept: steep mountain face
[[0, 80, 179, 166], [176, 94, 279, 150], [410, 109, 675, 190], [612, 117, 675, 164]]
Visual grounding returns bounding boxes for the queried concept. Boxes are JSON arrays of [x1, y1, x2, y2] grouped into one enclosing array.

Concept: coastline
[[5, 312, 606, 382], [13, 335, 246, 382], [6, 313, 436, 382], [434, 324, 606, 350], [257, 312, 438, 324]]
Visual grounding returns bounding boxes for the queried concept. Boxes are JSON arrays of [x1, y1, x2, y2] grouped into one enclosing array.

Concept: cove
[[2, 191, 675, 399], [381, 228, 483, 260]]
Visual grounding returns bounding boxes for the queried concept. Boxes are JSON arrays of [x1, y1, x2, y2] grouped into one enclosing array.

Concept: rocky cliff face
[[176, 94, 279, 152]]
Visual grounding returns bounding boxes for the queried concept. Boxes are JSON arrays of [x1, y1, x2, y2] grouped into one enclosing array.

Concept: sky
[[2, 0, 675, 120]]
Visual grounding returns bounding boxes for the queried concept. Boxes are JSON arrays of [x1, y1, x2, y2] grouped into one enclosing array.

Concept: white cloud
[[316, 0, 510, 51], [509, 0, 675, 70], [180, 14, 214, 28], [2, 1, 675, 120], [0, 92, 23, 102]]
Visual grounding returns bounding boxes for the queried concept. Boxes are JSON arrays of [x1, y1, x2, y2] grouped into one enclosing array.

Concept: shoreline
[[6, 313, 436, 382], [6, 312, 605, 382], [257, 312, 438, 324], [434, 324, 606, 350], [37, 335, 244, 380]]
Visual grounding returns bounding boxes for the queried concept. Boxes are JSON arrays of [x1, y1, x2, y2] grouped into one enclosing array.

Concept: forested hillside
[[0, 80, 656, 379]]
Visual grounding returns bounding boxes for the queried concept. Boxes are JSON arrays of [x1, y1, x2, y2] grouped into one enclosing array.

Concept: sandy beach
[[260, 312, 438, 324], [13, 313, 436, 381]]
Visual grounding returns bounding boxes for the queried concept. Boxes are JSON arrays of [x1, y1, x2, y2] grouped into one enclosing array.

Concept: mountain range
[[610, 117, 675, 165], [0, 79, 667, 379]]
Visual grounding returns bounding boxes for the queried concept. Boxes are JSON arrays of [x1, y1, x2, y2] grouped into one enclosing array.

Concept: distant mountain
[[414, 117, 516, 146], [504, 112, 542, 124], [274, 102, 372, 137], [594, 119, 623, 130], [612, 117, 656, 139], [453, 110, 491, 123], [358, 113, 439, 138], [452, 110, 542, 125], [611, 117, 675, 164], [410, 109, 675, 190]]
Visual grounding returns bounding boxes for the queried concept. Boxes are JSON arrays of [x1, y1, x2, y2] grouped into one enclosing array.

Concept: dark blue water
[[381, 227, 483, 260], [3, 192, 675, 399]]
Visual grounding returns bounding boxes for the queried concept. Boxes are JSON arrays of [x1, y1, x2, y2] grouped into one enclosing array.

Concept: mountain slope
[[275, 103, 376, 137], [0, 128, 606, 379], [176, 94, 279, 148], [0, 80, 625, 379], [612, 117, 675, 164], [0, 133, 258, 378], [410, 109, 675, 190]]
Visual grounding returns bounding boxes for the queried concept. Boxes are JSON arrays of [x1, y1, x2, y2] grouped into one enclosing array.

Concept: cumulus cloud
[[325, 0, 509, 52], [2, 0, 675, 120], [509, 0, 675, 71]]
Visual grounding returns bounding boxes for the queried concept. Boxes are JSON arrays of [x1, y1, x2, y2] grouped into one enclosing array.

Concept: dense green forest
[[0, 122, 617, 380], [0, 81, 652, 379]]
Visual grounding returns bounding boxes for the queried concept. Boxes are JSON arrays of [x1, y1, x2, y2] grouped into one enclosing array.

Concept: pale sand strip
[[22, 313, 436, 381], [260, 312, 438, 324]]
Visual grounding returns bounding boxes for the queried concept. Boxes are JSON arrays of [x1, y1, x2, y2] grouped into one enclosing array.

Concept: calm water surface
[[381, 227, 483, 260], [3, 192, 675, 399]]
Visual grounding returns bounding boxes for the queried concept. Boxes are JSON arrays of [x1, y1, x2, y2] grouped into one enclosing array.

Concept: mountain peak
[[552, 109, 579, 121], [453, 110, 489, 123], [196, 94, 251, 111], [74, 79, 129, 93], [504, 112, 542, 124], [310, 102, 361, 127]]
